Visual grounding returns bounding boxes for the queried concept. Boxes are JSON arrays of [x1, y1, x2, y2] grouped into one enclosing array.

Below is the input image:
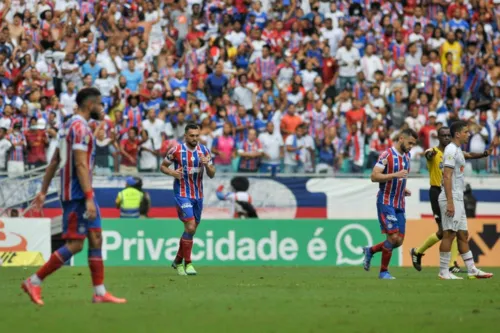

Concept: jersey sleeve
[[443, 145, 457, 169], [71, 123, 91, 151], [375, 150, 390, 169], [201, 145, 213, 165], [164, 145, 178, 164]]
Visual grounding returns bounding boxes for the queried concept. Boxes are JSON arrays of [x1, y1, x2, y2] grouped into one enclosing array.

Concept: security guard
[[116, 177, 145, 218]]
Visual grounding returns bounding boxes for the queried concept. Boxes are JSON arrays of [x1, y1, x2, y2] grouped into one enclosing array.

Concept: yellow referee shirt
[[426, 147, 444, 187]]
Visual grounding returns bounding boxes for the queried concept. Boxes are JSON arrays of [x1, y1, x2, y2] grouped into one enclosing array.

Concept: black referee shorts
[[429, 186, 442, 224]]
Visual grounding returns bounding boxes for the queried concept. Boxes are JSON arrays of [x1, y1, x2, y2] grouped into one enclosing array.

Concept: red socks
[[36, 246, 73, 280], [381, 246, 393, 272], [181, 239, 193, 265], [175, 238, 183, 264], [370, 241, 385, 254], [88, 249, 104, 286]]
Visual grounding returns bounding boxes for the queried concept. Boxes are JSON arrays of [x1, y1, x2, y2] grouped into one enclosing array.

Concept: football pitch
[[1, 267, 499, 333]]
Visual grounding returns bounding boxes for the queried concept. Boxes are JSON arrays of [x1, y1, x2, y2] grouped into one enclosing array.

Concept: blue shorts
[[376, 203, 406, 235], [175, 196, 203, 223], [62, 199, 102, 240]]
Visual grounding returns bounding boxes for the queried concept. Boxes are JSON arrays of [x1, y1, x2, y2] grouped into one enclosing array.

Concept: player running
[[363, 128, 417, 279], [22, 88, 126, 305], [438, 120, 493, 280], [410, 127, 464, 273], [160, 122, 216, 276]]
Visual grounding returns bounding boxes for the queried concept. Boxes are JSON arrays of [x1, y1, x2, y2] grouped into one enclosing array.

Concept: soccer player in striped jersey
[[22, 88, 126, 305], [363, 128, 418, 279], [160, 122, 216, 276]]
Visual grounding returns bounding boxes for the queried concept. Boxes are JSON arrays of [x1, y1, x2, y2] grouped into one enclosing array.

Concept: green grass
[[1, 267, 500, 333]]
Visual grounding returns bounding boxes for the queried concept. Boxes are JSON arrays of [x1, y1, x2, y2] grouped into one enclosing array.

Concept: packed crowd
[[0, 0, 499, 177]]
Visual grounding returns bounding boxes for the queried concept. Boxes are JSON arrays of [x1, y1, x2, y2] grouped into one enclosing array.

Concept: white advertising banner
[[307, 178, 500, 219], [0, 218, 51, 261]]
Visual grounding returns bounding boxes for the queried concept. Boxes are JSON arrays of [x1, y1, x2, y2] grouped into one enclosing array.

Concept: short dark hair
[[438, 126, 450, 136], [76, 87, 101, 108], [450, 120, 468, 138], [185, 122, 200, 133], [129, 126, 139, 136], [400, 128, 418, 139]]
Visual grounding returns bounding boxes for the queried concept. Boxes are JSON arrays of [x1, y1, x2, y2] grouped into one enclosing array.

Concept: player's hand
[[446, 201, 455, 218], [85, 199, 97, 221], [405, 188, 412, 197], [32, 192, 46, 210], [199, 153, 211, 166], [394, 169, 408, 179], [484, 147, 493, 157], [171, 167, 183, 180]]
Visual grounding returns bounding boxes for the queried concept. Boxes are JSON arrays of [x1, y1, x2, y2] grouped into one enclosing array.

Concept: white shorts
[[439, 200, 467, 231]]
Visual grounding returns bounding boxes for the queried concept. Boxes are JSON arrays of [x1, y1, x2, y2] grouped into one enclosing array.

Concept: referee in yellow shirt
[[410, 126, 463, 273]]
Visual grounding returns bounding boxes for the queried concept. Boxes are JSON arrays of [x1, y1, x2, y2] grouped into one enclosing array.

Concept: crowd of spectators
[[0, 0, 499, 177]]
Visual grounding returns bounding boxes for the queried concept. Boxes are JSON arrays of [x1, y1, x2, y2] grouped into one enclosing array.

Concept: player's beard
[[90, 108, 101, 120], [401, 142, 409, 153], [186, 140, 198, 149]]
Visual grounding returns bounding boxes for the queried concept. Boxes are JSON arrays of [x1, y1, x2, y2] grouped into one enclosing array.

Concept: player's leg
[[22, 201, 86, 305], [412, 187, 443, 271], [184, 199, 203, 275], [88, 230, 127, 303], [378, 209, 405, 279], [437, 200, 462, 279], [454, 205, 493, 279], [172, 197, 195, 275]]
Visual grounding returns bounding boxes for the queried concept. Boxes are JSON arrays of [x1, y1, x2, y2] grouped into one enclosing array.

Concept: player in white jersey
[[438, 120, 493, 280]]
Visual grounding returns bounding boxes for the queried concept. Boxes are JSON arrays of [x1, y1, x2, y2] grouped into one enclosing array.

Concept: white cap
[[428, 112, 437, 118], [173, 90, 181, 97]]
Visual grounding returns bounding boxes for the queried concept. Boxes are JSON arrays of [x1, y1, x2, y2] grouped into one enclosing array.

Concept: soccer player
[[363, 128, 418, 279], [438, 120, 493, 280], [21, 88, 126, 305], [410, 127, 464, 273], [160, 122, 216, 276]]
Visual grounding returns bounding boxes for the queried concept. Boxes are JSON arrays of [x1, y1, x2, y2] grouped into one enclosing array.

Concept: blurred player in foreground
[[438, 120, 493, 280], [410, 127, 464, 273], [363, 128, 417, 279], [216, 176, 258, 218], [22, 88, 126, 305], [161, 123, 215, 276]]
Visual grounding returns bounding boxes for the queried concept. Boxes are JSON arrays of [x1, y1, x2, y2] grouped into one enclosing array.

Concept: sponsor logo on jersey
[[181, 203, 193, 209], [386, 215, 398, 222]]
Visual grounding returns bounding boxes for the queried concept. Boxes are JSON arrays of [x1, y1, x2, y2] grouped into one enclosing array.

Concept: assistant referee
[[410, 126, 462, 273]]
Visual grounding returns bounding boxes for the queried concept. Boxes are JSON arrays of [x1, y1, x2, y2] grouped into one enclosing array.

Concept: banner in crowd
[[73, 219, 399, 267], [42, 176, 500, 219], [402, 219, 500, 267], [0, 218, 51, 261]]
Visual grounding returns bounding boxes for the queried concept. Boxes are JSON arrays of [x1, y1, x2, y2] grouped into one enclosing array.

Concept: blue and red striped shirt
[[59, 115, 95, 202], [8, 132, 26, 162], [165, 143, 212, 199], [375, 147, 411, 210], [238, 139, 263, 171]]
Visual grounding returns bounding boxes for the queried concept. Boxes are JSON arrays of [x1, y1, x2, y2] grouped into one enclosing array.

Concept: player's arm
[[370, 155, 407, 183], [204, 161, 216, 179], [464, 148, 492, 160], [160, 158, 182, 179], [216, 185, 234, 201]]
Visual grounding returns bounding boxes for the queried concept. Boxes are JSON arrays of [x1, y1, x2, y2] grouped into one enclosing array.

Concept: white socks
[[439, 252, 451, 276], [461, 251, 476, 274], [94, 285, 106, 296], [30, 274, 42, 286]]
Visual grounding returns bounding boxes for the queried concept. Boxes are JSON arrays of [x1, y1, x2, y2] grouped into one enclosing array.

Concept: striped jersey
[[8, 132, 26, 161], [375, 147, 411, 210], [59, 115, 95, 202], [165, 143, 212, 199]]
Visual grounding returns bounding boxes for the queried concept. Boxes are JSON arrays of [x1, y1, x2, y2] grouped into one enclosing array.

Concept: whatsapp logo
[[335, 224, 373, 265]]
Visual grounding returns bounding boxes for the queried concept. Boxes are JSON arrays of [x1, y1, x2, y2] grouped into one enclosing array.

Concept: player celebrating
[[410, 127, 464, 273], [22, 88, 126, 305], [438, 120, 493, 280], [363, 128, 418, 279], [160, 123, 216, 276], [216, 176, 259, 219]]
